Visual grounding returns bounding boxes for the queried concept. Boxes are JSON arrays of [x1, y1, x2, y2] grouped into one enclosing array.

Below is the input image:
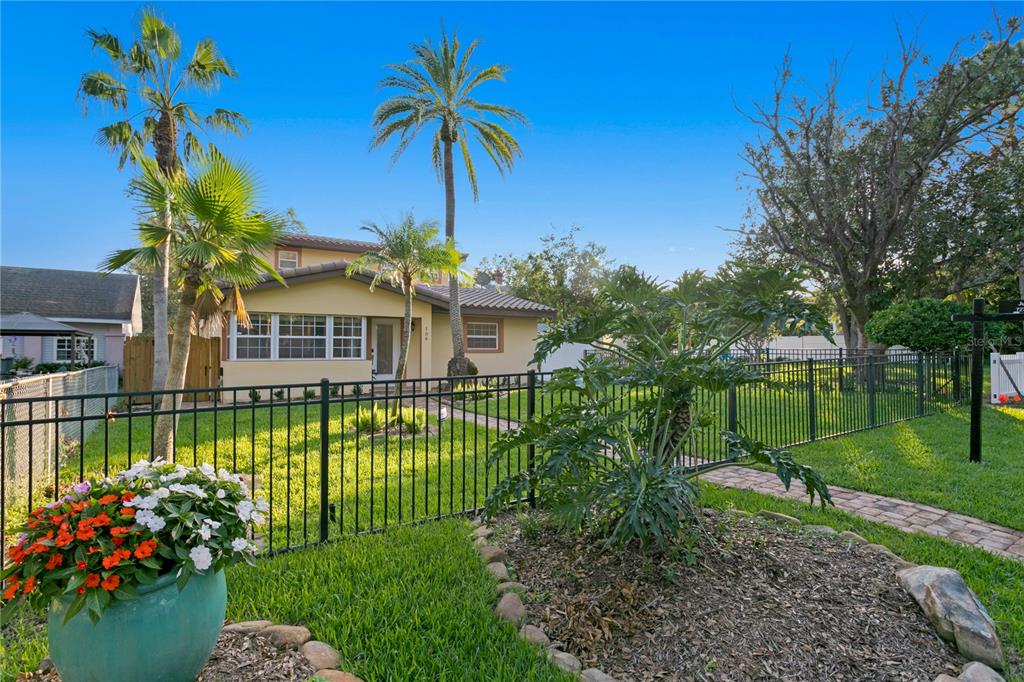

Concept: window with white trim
[[466, 321, 499, 350], [235, 313, 271, 359], [277, 250, 299, 269], [332, 316, 364, 359], [278, 314, 327, 359], [56, 336, 95, 363]]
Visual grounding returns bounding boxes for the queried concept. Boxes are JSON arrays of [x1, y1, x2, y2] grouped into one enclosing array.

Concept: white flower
[[236, 500, 255, 522], [197, 525, 212, 541], [190, 545, 213, 571], [135, 509, 166, 532], [255, 500, 269, 513], [231, 537, 250, 553], [216, 489, 226, 499], [251, 512, 264, 525], [169, 483, 207, 498], [152, 487, 171, 499], [204, 519, 221, 529], [199, 463, 216, 478]]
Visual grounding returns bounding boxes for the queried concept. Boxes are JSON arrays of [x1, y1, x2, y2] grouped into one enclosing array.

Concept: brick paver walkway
[[702, 466, 1024, 561]]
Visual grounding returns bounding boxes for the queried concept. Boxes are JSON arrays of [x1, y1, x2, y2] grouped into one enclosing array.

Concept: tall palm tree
[[103, 153, 283, 461], [347, 215, 465, 381], [371, 30, 526, 376], [79, 9, 247, 390]]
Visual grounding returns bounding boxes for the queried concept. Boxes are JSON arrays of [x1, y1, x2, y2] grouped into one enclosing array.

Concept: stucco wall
[[430, 313, 539, 376], [221, 359, 373, 392]]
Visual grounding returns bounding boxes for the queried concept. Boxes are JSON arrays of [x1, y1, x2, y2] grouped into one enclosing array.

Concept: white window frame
[[277, 250, 299, 269], [277, 314, 328, 360], [466, 321, 500, 351], [230, 312, 272, 360], [331, 315, 366, 360], [55, 336, 95, 364]]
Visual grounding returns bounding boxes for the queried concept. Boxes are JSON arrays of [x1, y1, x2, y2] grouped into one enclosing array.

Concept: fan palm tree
[[371, 29, 526, 376], [79, 9, 247, 390], [102, 153, 283, 461], [347, 215, 465, 381]]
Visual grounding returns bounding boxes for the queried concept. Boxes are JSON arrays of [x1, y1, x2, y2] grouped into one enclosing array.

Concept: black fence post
[[952, 350, 962, 404], [727, 383, 738, 434], [806, 358, 817, 441], [319, 377, 330, 543], [867, 355, 877, 428], [526, 369, 537, 509], [916, 352, 925, 416], [837, 347, 845, 392]]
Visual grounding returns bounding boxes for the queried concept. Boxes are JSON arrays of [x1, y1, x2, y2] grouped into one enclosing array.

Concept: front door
[[373, 320, 400, 380]]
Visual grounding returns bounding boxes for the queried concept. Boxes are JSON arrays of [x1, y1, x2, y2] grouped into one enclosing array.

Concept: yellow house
[[219, 233, 553, 388]]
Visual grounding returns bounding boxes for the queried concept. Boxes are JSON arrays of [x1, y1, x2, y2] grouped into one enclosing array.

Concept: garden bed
[[497, 509, 967, 681]]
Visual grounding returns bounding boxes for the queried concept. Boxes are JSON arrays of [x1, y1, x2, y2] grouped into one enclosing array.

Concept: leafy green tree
[[103, 153, 282, 460], [865, 298, 1011, 351], [347, 215, 465, 380], [739, 18, 1023, 353], [485, 264, 833, 550], [372, 29, 526, 376], [79, 9, 247, 389], [476, 228, 611, 318]]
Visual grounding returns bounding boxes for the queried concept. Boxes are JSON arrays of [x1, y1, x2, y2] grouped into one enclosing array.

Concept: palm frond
[[140, 9, 181, 61], [78, 71, 128, 111], [184, 38, 236, 90], [458, 135, 479, 201], [204, 108, 249, 135], [85, 30, 126, 63]]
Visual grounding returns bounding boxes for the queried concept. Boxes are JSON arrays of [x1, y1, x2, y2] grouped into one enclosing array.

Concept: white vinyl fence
[[1, 365, 119, 493], [990, 352, 1024, 402]]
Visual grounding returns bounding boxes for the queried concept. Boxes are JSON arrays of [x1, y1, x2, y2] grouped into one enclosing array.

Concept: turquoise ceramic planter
[[47, 569, 226, 682]]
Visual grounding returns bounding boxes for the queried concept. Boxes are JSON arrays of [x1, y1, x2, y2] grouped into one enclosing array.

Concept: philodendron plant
[[485, 264, 835, 550]]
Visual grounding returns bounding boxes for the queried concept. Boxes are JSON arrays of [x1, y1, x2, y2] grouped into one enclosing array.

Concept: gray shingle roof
[[0, 266, 139, 321], [243, 260, 554, 317]]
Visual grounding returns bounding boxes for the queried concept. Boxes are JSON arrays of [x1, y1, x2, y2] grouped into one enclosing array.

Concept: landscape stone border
[[470, 516, 619, 682], [221, 619, 363, 682], [471, 512, 1010, 682], [753, 510, 1008, 682]]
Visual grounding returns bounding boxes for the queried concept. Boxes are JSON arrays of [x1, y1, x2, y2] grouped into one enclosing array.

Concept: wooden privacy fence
[[122, 335, 221, 401]]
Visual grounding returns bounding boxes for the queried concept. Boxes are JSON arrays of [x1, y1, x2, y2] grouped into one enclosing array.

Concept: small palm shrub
[[344, 405, 427, 434], [485, 264, 834, 551], [248, 389, 262, 404], [303, 389, 317, 401]]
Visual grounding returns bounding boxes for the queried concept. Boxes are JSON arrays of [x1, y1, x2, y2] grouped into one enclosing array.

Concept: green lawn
[[786, 405, 1024, 530], [1, 520, 570, 682], [702, 484, 1024, 682], [6, 399, 530, 554]]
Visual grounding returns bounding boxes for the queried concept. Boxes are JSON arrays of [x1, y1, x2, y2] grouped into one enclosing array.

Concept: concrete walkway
[[701, 466, 1024, 561]]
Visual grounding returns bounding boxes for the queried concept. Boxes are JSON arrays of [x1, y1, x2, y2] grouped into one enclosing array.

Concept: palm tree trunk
[[443, 137, 469, 376], [152, 278, 197, 461], [397, 280, 412, 381], [151, 111, 179, 391]]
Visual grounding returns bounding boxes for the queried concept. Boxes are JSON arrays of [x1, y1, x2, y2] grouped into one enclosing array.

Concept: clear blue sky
[[1, 2, 1014, 280]]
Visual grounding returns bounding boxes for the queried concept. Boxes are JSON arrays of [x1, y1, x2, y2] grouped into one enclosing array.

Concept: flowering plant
[[1, 461, 267, 623]]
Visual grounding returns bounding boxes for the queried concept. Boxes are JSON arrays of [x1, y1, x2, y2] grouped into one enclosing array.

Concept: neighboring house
[[218, 234, 554, 387], [0, 266, 142, 369]]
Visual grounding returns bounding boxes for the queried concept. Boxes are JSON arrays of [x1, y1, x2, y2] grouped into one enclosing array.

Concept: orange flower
[[86, 545, 101, 555], [101, 548, 131, 570], [76, 561, 87, 570], [76, 525, 96, 542], [50, 513, 67, 524], [100, 575, 121, 592], [134, 539, 158, 560], [22, 576, 36, 594], [45, 553, 63, 570], [110, 526, 132, 537], [3, 579, 20, 600], [76, 587, 86, 595], [112, 537, 125, 548], [119, 507, 136, 518], [31, 507, 44, 517], [83, 573, 100, 589], [55, 531, 73, 548], [89, 513, 111, 528], [98, 494, 119, 505], [121, 492, 136, 503], [8, 544, 27, 563], [70, 501, 87, 513]]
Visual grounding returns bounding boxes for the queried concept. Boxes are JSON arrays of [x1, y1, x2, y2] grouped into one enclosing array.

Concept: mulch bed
[[18, 627, 315, 681], [498, 510, 966, 681]]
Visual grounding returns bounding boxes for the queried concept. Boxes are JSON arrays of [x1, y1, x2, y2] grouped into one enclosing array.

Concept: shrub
[[865, 298, 972, 351], [248, 389, 262, 403], [344, 404, 427, 434], [11, 357, 33, 371], [485, 264, 833, 551], [273, 389, 286, 401], [303, 389, 317, 401]]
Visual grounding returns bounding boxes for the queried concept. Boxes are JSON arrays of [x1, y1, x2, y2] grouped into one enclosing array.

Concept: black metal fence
[[1, 350, 970, 560]]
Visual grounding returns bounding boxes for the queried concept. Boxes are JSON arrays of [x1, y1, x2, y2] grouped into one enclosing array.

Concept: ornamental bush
[[1, 461, 266, 624], [864, 299, 971, 351]]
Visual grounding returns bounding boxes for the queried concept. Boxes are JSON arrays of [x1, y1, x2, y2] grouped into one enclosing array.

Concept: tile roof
[[276, 234, 379, 253], [243, 260, 554, 317], [0, 266, 139, 321]]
